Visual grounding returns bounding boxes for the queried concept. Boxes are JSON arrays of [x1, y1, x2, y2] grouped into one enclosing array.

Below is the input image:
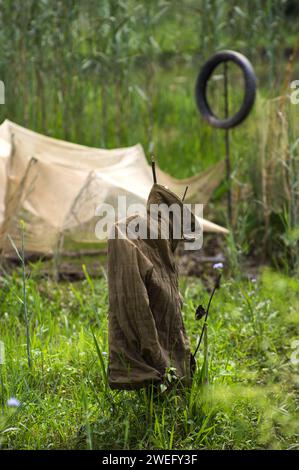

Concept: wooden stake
[[151, 155, 157, 184]]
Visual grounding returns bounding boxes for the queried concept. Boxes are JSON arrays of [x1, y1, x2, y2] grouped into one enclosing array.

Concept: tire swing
[[195, 50, 257, 223]]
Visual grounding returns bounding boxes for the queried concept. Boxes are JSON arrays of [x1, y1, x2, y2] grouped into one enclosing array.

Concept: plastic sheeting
[[0, 120, 227, 255]]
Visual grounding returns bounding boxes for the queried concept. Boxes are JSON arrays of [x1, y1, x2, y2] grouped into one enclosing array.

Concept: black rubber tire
[[195, 50, 256, 129]]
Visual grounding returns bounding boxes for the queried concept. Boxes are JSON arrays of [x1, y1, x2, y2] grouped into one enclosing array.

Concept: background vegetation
[[0, 0, 298, 450], [0, 0, 299, 264]]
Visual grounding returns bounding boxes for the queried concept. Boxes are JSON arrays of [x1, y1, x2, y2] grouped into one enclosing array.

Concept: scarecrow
[[107, 163, 200, 390]]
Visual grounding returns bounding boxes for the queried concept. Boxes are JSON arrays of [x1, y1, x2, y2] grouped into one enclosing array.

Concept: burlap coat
[[108, 184, 196, 389]]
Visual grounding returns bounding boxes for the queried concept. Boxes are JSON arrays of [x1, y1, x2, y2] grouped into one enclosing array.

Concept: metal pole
[[224, 62, 232, 225]]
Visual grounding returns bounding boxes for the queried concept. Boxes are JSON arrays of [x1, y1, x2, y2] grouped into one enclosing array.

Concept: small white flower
[[7, 397, 20, 407], [213, 262, 223, 270], [251, 278, 257, 283], [102, 351, 108, 356]]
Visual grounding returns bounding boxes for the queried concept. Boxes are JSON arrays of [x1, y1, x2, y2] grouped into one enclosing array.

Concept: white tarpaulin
[[0, 119, 227, 255]]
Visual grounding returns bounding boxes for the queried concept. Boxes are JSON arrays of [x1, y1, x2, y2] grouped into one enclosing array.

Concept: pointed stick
[[151, 155, 157, 184], [182, 185, 189, 202]]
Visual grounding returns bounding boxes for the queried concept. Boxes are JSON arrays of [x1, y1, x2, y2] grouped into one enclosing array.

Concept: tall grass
[[0, 1, 295, 163], [231, 94, 299, 269], [7, 224, 31, 369]]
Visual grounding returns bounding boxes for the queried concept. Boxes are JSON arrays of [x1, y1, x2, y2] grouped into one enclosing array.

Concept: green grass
[[0, 265, 298, 450]]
